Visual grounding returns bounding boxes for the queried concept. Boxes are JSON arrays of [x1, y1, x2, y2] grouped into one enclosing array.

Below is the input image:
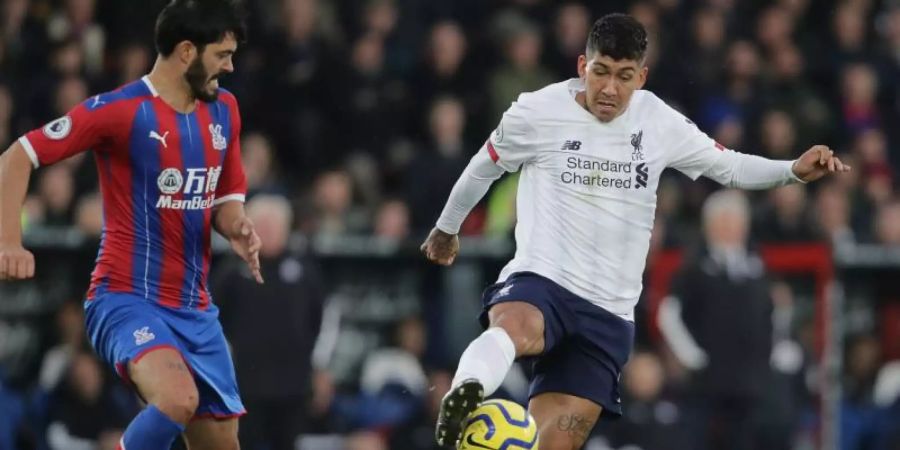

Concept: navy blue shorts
[[85, 293, 245, 419], [480, 272, 634, 418]]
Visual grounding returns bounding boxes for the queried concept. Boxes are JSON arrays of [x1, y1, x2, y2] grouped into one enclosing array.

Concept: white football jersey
[[488, 79, 726, 321]]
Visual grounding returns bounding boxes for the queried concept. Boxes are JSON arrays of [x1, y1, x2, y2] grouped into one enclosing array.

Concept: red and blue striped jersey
[[19, 76, 247, 311]]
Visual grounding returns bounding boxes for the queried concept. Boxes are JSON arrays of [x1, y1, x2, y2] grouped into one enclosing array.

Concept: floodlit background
[[1, 0, 900, 449]]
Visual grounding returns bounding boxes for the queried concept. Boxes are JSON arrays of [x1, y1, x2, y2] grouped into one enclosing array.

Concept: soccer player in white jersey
[[421, 13, 849, 450]]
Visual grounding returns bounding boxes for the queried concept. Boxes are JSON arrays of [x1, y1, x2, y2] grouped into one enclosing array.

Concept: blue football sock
[[120, 405, 185, 450]]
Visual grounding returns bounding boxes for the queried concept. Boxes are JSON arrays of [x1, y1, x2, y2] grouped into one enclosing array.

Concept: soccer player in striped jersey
[[0, 1, 259, 449], [422, 13, 850, 450]]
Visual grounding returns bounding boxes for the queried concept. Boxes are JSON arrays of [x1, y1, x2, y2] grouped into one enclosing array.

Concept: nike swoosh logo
[[465, 434, 495, 449]]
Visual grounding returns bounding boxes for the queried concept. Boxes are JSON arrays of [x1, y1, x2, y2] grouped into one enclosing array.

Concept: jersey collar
[[141, 75, 160, 97]]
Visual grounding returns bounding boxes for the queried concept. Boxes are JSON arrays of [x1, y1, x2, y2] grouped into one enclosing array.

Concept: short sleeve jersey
[[19, 76, 247, 311]]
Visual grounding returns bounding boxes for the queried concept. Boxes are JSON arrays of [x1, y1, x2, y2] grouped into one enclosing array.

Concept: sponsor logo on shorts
[[496, 284, 513, 298], [133, 326, 156, 346]]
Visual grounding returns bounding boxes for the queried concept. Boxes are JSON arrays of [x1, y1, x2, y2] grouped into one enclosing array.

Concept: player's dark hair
[[586, 13, 648, 63], [155, 0, 247, 57]]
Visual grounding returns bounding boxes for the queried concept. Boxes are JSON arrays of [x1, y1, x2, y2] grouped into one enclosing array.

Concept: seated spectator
[[46, 352, 134, 450], [405, 96, 471, 233], [74, 192, 102, 238], [107, 42, 151, 89], [241, 131, 288, 198], [839, 63, 881, 137], [813, 182, 856, 247], [411, 21, 484, 140], [336, 317, 428, 429], [0, 84, 12, 147], [389, 369, 451, 450], [45, 0, 105, 76], [360, 316, 428, 399], [596, 350, 695, 450], [841, 334, 893, 450], [310, 169, 369, 237], [754, 184, 816, 243], [35, 164, 76, 226], [874, 201, 900, 246], [758, 109, 797, 159], [488, 17, 553, 123], [373, 198, 410, 240], [39, 300, 88, 393], [546, 3, 591, 79]]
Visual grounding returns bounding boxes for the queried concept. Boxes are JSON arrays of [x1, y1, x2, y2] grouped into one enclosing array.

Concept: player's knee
[[129, 348, 199, 424], [155, 385, 199, 424], [504, 319, 544, 356], [490, 302, 545, 355]]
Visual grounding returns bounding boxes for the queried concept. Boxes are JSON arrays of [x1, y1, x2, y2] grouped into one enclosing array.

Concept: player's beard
[[185, 57, 219, 102]]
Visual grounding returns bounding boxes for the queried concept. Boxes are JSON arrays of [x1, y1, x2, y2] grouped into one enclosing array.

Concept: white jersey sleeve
[[435, 148, 505, 234], [658, 101, 726, 180], [487, 101, 540, 172], [433, 99, 541, 234], [654, 95, 802, 188], [702, 149, 801, 188]]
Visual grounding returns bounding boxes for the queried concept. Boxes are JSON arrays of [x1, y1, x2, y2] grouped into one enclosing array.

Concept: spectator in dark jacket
[[405, 96, 471, 233], [215, 194, 327, 450], [658, 190, 778, 450]]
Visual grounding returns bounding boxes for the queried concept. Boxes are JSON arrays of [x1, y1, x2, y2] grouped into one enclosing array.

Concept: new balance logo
[[635, 163, 648, 188], [149, 130, 169, 148], [560, 140, 582, 151], [133, 327, 155, 345]]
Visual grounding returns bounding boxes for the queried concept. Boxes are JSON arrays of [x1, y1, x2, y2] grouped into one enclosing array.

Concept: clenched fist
[[0, 243, 35, 280], [420, 228, 460, 266]]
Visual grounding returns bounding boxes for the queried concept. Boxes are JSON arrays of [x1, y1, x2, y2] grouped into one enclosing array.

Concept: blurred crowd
[[3, 0, 900, 449]]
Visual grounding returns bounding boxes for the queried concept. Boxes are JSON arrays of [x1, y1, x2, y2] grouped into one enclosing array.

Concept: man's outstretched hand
[[792, 145, 851, 183], [229, 216, 264, 284], [421, 227, 459, 266]]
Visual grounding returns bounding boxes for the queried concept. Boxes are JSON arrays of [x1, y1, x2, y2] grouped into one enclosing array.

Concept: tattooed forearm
[[556, 414, 594, 440]]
